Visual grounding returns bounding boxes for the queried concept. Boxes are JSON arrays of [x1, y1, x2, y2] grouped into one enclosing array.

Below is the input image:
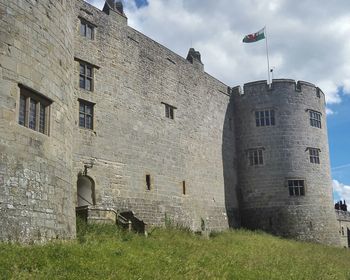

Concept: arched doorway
[[77, 175, 95, 207]]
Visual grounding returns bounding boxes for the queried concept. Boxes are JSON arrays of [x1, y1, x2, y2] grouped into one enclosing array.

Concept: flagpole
[[264, 26, 271, 84]]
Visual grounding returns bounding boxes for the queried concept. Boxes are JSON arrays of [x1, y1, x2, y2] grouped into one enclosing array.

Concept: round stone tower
[[232, 79, 340, 245], [0, 0, 76, 242]]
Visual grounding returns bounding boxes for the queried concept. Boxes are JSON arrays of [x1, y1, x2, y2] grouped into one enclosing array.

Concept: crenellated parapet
[[232, 79, 325, 103]]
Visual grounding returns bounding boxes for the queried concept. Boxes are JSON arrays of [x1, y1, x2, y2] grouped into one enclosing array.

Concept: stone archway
[[77, 175, 96, 207]]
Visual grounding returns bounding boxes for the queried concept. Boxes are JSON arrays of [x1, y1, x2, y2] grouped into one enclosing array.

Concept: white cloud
[[333, 179, 350, 203], [86, 0, 350, 104], [326, 108, 334, 116]]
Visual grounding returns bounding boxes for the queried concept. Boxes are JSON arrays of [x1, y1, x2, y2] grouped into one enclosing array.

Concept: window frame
[[79, 62, 94, 91], [78, 99, 94, 130], [287, 179, 305, 196], [79, 18, 95, 40], [307, 147, 320, 164], [18, 84, 51, 135], [162, 102, 176, 120], [308, 110, 322, 129], [255, 109, 275, 127], [247, 148, 264, 166]]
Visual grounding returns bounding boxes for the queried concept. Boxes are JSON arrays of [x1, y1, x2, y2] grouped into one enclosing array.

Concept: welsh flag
[[242, 28, 265, 43]]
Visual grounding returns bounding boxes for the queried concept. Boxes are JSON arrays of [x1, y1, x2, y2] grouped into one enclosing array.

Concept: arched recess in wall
[[77, 175, 96, 207]]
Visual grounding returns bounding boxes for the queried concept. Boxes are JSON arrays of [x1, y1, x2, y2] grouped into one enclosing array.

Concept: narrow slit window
[[146, 174, 151, 190], [182, 181, 186, 195]]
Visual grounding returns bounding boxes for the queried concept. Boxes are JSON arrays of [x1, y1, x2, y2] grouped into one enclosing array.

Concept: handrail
[[77, 194, 93, 205]]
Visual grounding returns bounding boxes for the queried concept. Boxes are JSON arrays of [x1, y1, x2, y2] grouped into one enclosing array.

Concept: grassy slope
[[1, 222, 350, 280]]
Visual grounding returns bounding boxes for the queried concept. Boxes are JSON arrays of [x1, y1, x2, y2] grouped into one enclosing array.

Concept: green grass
[[1, 221, 350, 280]]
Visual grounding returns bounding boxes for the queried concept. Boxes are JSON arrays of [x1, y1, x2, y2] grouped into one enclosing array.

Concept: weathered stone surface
[[335, 210, 350, 248], [72, 0, 238, 232], [233, 80, 340, 246], [0, 0, 76, 243], [0, 0, 342, 246]]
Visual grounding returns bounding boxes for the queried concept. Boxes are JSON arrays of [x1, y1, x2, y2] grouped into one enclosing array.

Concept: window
[[146, 174, 151, 190], [163, 103, 176, 119], [288, 180, 305, 196], [182, 181, 186, 195], [18, 85, 51, 135], [79, 62, 93, 91], [80, 19, 94, 40], [309, 110, 321, 128], [308, 148, 320, 164], [255, 109, 275, 127], [248, 149, 264, 166], [79, 99, 94, 129]]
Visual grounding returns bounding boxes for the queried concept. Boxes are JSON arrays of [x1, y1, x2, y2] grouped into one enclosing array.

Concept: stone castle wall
[[0, 0, 343, 245], [72, 1, 239, 231], [335, 210, 350, 248], [233, 80, 340, 245], [0, 0, 76, 242]]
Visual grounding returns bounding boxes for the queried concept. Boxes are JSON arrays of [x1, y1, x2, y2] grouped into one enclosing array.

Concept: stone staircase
[[76, 205, 147, 235]]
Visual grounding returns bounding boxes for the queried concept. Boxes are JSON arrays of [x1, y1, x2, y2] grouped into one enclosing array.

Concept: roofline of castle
[[232, 79, 325, 98]]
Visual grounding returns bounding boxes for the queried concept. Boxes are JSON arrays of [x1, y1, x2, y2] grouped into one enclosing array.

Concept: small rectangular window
[[255, 109, 275, 127], [288, 180, 305, 196], [80, 19, 94, 40], [248, 149, 264, 166], [79, 62, 94, 91], [18, 85, 51, 135], [308, 148, 320, 164], [146, 174, 151, 190], [79, 99, 94, 130], [163, 103, 176, 119], [309, 110, 321, 128], [182, 181, 186, 195]]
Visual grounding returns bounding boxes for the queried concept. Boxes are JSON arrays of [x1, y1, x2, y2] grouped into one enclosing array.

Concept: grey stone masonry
[[72, 0, 238, 232], [233, 80, 340, 246], [335, 210, 350, 248], [0, 0, 344, 246], [0, 0, 76, 242]]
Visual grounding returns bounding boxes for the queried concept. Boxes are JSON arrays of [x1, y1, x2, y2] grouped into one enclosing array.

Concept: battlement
[[232, 79, 325, 101]]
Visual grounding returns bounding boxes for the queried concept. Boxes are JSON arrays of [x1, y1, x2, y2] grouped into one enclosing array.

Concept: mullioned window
[[309, 110, 321, 128], [79, 99, 94, 130], [18, 85, 51, 135], [288, 179, 305, 196], [80, 18, 95, 40], [255, 109, 275, 127]]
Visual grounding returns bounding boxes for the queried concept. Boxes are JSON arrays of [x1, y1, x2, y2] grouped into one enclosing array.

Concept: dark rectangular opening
[[146, 174, 151, 190], [182, 181, 186, 195]]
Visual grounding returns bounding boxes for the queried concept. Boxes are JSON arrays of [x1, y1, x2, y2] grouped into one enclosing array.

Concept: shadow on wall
[[222, 90, 240, 228]]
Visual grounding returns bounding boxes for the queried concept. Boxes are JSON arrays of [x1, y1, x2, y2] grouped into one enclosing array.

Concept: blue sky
[[328, 90, 350, 202], [86, 0, 350, 202], [134, 0, 148, 8]]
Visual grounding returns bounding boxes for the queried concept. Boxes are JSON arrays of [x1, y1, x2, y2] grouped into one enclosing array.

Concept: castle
[[0, 0, 348, 247]]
